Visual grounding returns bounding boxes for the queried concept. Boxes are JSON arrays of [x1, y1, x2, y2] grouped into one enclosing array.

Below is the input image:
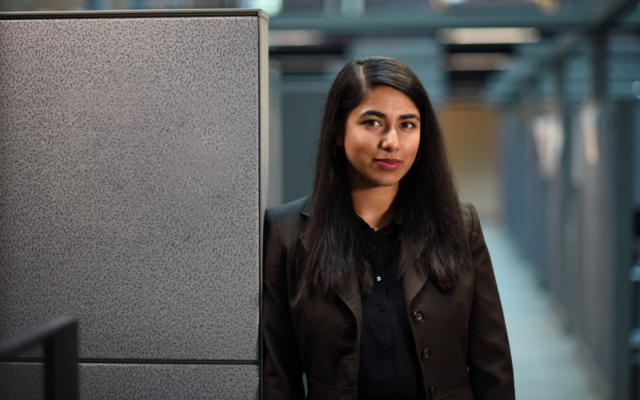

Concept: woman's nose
[[381, 128, 400, 151]]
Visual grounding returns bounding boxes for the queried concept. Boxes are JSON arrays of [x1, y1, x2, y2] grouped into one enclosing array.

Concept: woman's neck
[[350, 183, 399, 231]]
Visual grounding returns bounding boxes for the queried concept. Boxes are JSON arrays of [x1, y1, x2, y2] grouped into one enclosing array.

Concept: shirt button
[[376, 276, 382, 282], [370, 245, 377, 252], [381, 345, 389, 353], [386, 387, 392, 394], [379, 304, 387, 312]]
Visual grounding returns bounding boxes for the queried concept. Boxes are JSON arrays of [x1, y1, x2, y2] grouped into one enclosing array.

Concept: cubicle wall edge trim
[[2, 358, 260, 365], [0, 8, 270, 21], [258, 15, 269, 400]]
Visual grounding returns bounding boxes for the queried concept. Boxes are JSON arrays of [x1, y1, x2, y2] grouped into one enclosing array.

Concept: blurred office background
[[2, 0, 640, 399]]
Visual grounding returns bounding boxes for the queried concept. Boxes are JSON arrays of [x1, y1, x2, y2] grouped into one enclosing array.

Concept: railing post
[[44, 319, 79, 400], [0, 317, 79, 400]]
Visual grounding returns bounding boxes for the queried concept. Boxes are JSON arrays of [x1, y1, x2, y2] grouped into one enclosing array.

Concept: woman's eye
[[401, 121, 416, 129], [364, 120, 382, 127]]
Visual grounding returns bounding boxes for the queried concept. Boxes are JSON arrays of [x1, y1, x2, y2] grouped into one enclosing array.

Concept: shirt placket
[[367, 230, 394, 397]]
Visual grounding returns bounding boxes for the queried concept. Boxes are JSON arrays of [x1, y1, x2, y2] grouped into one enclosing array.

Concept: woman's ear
[[335, 136, 344, 146]]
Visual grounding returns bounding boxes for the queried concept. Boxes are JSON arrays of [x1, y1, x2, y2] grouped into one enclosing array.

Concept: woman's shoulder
[[459, 202, 480, 236], [267, 195, 311, 223], [265, 196, 311, 252]]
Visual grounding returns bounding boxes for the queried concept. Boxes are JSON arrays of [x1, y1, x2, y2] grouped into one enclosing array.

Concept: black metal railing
[[0, 316, 79, 400]]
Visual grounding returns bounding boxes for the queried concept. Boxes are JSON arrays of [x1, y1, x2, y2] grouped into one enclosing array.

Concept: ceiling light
[[437, 28, 541, 44]]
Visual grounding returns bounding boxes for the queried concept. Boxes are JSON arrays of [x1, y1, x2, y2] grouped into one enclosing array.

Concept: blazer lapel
[[335, 268, 362, 329], [299, 230, 363, 328], [298, 196, 362, 329], [403, 265, 428, 308]]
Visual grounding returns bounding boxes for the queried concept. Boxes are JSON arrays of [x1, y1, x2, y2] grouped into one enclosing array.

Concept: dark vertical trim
[[257, 14, 270, 400], [613, 100, 634, 400], [259, 16, 264, 399]]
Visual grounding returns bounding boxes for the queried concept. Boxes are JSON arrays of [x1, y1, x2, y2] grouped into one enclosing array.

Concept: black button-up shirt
[[357, 211, 425, 400]]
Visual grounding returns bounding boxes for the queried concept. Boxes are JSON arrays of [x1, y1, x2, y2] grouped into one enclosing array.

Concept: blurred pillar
[[612, 100, 634, 400], [591, 30, 607, 103], [268, 61, 284, 207], [525, 74, 550, 286], [281, 80, 329, 203], [553, 57, 577, 328]]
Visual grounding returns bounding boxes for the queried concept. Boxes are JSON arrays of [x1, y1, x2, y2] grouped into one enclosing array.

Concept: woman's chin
[[364, 176, 403, 189]]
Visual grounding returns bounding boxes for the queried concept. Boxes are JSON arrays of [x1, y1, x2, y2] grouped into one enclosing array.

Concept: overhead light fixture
[[448, 53, 510, 71], [269, 30, 326, 47], [437, 28, 541, 44]]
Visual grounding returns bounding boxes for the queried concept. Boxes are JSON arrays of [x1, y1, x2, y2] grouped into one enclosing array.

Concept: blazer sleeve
[[263, 208, 305, 400], [466, 204, 515, 399]]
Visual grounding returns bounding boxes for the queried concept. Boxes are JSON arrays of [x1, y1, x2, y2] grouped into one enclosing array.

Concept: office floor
[[482, 222, 604, 400]]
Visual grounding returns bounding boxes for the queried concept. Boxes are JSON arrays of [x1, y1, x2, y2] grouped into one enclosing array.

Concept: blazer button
[[428, 386, 436, 399], [412, 310, 424, 323], [421, 348, 431, 360]]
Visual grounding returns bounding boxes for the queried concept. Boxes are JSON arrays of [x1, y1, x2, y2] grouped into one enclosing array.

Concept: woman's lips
[[374, 159, 402, 171]]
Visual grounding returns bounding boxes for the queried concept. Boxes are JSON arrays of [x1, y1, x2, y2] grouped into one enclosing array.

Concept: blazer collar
[[300, 195, 312, 218], [298, 196, 311, 253]]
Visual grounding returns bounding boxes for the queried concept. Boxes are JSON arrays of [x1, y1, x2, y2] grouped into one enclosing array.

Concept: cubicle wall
[[0, 10, 268, 399]]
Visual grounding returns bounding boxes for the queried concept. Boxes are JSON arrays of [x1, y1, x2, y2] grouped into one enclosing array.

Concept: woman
[[263, 56, 514, 400]]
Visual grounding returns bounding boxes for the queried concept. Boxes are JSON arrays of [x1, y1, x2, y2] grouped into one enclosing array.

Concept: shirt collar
[[301, 196, 404, 231], [358, 206, 404, 235]]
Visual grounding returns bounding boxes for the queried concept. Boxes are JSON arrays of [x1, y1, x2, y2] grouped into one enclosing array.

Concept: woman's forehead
[[352, 86, 419, 116]]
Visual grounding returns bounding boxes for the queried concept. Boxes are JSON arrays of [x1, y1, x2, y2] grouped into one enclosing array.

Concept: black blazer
[[263, 196, 515, 400]]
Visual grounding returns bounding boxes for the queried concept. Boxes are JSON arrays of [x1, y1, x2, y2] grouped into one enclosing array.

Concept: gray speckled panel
[[0, 362, 259, 399], [0, 17, 261, 360], [0, 362, 44, 400]]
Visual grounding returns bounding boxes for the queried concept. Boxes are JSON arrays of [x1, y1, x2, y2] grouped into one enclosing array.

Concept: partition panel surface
[[0, 362, 259, 399], [0, 9, 268, 398]]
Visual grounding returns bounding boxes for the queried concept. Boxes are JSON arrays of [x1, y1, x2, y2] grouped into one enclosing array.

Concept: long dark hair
[[302, 56, 467, 295]]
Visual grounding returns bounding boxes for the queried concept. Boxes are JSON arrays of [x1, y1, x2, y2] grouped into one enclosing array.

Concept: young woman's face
[[337, 85, 421, 189]]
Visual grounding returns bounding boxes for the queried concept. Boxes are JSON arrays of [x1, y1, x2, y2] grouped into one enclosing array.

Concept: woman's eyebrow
[[400, 113, 420, 121], [360, 110, 420, 121], [361, 110, 386, 118]]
